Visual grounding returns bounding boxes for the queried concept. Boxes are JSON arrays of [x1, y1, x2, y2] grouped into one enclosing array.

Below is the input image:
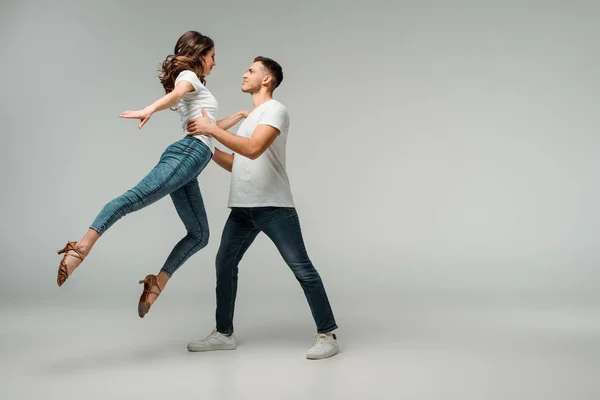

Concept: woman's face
[[203, 47, 216, 76]]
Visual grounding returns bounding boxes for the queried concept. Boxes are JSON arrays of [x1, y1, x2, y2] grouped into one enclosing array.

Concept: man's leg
[[257, 207, 339, 359], [187, 208, 259, 352], [215, 208, 260, 334], [257, 207, 338, 334]]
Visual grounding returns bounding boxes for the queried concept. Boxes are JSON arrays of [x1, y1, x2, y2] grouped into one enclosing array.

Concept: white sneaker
[[306, 332, 339, 360], [187, 329, 237, 352]]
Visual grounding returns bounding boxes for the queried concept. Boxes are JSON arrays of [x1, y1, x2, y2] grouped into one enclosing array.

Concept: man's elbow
[[247, 146, 264, 160]]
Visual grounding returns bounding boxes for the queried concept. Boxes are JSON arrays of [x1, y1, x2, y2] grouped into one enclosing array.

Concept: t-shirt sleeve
[[174, 70, 203, 92], [257, 104, 289, 133]]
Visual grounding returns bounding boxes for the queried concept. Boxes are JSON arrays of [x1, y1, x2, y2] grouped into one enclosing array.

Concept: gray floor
[[2, 291, 599, 400]]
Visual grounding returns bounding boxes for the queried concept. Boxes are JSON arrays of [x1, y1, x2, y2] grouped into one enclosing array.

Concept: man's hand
[[240, 110, 250, 119], [187, 108, 215, 136]]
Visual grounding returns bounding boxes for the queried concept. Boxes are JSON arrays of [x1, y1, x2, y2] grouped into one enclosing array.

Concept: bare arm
[[217, 111, 249, 131], [120, 81, 194, 129], [212, 148, 234, 172], [187, 109, 279, 160], [209, 124, 278, 160], [146, 81, 194, 113]]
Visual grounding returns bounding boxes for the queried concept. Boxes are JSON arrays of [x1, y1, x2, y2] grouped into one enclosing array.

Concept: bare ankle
[[76, 243, 92, 257]]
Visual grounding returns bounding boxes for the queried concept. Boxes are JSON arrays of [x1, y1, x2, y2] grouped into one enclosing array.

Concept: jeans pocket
[[265, 207, 294, 220]]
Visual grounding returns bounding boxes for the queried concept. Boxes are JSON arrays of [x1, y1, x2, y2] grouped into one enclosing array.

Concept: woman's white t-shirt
[[174, 70, 218, 153]]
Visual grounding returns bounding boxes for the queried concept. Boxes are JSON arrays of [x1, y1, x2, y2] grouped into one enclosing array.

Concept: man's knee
[[288, 261, 320, 283], [215, 252, 232, 275], [216, 260, 238, 284]]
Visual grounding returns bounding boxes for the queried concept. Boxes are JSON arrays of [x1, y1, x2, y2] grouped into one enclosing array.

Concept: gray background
[[1, 0, 598, 308], [1, 1, 600, 398]]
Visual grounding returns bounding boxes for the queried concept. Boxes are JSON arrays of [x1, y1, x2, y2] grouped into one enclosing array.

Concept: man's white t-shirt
[[228, 99, 295, 208], [175, 70, 217, 153]]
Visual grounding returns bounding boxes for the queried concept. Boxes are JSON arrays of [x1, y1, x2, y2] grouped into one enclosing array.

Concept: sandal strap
[[142, 275, 162, 297], [58, 260, 69, 276], [59, 241, 85, 261]]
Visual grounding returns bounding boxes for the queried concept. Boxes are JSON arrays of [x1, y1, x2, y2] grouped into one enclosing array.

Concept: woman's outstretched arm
[[119, 81, 194, 129]]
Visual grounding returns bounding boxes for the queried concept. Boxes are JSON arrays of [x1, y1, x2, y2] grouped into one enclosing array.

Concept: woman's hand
[[120, 106, 154, 129]]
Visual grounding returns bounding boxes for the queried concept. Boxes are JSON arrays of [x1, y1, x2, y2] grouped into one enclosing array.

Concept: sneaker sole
[[187, 344, 237, 352], [306, 348, 339, 360]]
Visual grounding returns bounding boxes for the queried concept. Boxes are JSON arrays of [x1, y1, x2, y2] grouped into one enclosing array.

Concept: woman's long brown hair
[[159, 31, 214, 94]]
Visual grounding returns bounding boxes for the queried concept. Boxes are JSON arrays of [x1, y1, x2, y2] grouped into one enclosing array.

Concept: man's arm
[[188, 108, 279, 160], [217, 111, 249, 131], [209, 124, 278, 160], [212, 148, 234, 172]]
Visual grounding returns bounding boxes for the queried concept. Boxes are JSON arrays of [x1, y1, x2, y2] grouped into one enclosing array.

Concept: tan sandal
[[138, 274, 162, 318], [57, 241, 86, 287]]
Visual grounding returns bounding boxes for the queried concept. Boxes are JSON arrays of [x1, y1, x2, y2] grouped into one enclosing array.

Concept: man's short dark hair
[[254, 56, 283, 90]]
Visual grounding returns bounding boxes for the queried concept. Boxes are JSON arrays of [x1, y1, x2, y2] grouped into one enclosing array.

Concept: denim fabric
[[90, 136, 212, 276], [215, 207, 338, 334]]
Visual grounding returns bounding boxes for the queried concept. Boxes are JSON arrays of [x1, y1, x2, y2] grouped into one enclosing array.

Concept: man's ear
[[263, 74, 273, 87]]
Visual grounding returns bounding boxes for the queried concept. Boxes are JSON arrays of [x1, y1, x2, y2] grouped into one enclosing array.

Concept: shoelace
[[196, 331, 220, 344], [312, 334, 333, 349]]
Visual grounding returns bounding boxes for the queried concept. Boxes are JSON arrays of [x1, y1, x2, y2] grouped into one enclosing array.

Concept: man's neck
[[251, 91, 273, 109]]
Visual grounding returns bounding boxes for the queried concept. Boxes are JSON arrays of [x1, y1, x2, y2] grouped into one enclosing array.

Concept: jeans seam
[[222, 225, 257, 333], [94, 140, 195, 234], [262, 207, 337, 333], [160, 146, 212, 275], [166, 181, 208, 272]]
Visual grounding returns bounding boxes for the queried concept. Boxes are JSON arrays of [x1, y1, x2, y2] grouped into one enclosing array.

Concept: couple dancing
[[55, 31, 339, 360]]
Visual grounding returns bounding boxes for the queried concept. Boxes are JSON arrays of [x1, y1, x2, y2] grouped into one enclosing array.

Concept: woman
[[56, 30, 247, 318]]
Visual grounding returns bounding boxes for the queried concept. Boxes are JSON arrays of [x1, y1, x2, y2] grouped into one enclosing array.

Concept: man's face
[[241, 62, 268, 93]]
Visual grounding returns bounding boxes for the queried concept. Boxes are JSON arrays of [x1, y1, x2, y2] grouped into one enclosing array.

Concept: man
[[185, 57, 339, 360]]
